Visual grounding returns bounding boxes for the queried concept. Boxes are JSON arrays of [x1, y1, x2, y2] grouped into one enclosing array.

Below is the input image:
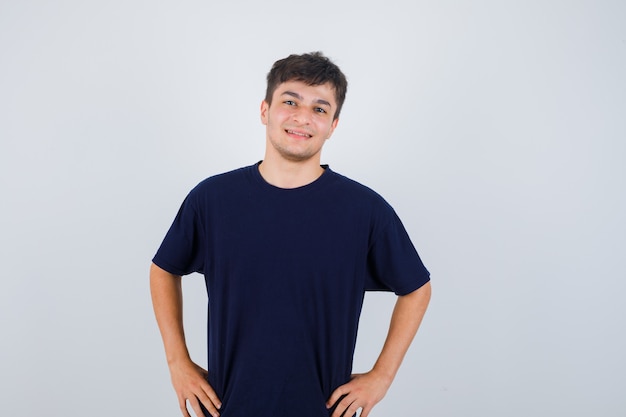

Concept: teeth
[[287, 130, 311, 138]]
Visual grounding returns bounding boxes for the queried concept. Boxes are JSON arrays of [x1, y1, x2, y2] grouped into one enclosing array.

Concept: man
[[150, 52, 431, 417]]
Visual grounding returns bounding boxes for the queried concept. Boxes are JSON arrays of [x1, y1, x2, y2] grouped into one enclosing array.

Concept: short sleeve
[[365, 209, 430, 295], [152, 192, 205, 276]]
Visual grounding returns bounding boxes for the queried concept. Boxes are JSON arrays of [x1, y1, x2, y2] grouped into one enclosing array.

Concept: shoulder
[[327, 169, 392, 210], [195, 165, 251, 189], [187, 165, 253, 196], [178, 165, 256, 212]]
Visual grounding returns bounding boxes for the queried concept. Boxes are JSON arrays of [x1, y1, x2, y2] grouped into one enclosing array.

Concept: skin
[[258, 80, 339, 188], [150, 80, 431, 417], [326, 282, 431, 417], [150, 264, 222, 417]]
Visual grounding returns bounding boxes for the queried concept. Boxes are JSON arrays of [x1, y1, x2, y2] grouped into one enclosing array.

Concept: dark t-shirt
[[153, 163, 430, 417]]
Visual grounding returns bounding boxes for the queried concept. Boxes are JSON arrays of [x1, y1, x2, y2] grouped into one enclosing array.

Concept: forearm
[[371, 281, 432, 384], [327, 281, 431, 417], [150, 262, 191, 365], [150, 263, 222, 416]]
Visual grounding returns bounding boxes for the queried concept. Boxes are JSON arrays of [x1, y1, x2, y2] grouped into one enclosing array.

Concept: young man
[[150, 52, 431, 417]]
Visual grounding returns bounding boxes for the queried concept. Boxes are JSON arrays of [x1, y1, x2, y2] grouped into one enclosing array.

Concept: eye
[[283, 100, 296, 106], [314, 107, 327, 114]]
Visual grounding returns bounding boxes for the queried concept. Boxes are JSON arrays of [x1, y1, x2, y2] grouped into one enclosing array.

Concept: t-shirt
[[153, 163, 430, 417]]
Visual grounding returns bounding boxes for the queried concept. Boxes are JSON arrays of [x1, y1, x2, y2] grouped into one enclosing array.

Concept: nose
[[292, 106, 311, 125]]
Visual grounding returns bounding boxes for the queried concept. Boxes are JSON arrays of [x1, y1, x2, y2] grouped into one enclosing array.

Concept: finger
[[197, 394, 221, 417], [332, 396, 355, 417], [192, 389, 220, 417], [205, 390, 222, 411], [189, 396, 218, 417], [327, 385, 349, 409], [199, 381, 222, 410], [342, 401, 361, 417], [178, 396, 192, 417]]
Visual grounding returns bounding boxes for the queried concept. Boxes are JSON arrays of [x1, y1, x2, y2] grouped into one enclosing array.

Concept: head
[[265, 52, 348, 121]]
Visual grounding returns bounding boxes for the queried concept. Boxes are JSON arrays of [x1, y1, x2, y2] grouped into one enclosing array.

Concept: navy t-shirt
[[153, 163, 430, 417]]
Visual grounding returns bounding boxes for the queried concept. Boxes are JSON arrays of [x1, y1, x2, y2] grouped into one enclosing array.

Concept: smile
[[286, 129, 312, 138]]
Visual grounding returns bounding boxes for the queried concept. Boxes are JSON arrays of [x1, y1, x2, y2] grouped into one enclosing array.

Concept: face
[[260, 80, 339, 164]]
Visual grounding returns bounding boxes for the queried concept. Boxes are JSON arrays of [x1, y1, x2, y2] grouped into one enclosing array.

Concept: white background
[[1, 1, 625, 416]]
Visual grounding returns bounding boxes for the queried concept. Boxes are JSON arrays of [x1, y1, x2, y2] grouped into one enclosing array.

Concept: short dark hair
[[265, 52, 348, 120]]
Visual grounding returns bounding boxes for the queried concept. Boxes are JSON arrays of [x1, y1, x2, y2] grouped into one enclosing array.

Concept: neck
[[258, 155, 325, 189]]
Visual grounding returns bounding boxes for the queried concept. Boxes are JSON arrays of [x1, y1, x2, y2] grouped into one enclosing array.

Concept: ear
[[260, 100, 269, 125], [326, 118, 339, 139]]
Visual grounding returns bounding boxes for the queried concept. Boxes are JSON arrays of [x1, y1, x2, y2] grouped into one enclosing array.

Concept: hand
[[326, 371, 391, 417], [169, 359, 222, 417]]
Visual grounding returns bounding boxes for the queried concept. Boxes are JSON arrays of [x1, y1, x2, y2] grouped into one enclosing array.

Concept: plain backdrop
[[1, 1, 625, 416]]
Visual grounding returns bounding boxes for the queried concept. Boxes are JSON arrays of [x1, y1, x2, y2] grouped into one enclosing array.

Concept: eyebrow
[[281, 91, 332, 108]]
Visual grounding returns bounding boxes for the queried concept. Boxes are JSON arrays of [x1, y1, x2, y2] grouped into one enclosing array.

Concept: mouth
[[285, 129, 312, 139]]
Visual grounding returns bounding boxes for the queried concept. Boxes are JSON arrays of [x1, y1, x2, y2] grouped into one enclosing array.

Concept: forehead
[[273, 80, 337, 106]]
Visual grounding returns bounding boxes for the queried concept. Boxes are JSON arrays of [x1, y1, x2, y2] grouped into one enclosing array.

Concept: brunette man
[[150, 51, 431, 417]]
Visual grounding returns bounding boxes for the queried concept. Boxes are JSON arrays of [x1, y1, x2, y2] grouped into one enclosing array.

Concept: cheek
[[271, 109, 291, 125], [321, 121, 335, 136]]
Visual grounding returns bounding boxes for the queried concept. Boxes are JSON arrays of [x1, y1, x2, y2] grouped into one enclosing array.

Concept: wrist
[[369, 366, 395, 387], [166, 351, 192, 368]]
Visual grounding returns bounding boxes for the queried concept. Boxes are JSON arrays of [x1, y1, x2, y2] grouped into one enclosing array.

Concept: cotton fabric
[[153, 163, 430, 416]]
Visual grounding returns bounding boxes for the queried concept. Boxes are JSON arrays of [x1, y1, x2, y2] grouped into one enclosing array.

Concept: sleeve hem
[[394, 275, 431, 296], [152, 256, 188, 277]]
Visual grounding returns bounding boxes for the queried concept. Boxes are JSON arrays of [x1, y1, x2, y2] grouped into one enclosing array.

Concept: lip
[[285, 128, 313, 139]]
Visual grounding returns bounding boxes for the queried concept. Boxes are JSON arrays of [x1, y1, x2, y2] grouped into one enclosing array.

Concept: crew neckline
[[250, 161, 334, 192]]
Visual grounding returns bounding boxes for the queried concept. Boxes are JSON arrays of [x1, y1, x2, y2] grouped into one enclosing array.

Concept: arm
[[327, 281, 431, 417], [150, 263, 222, 417]]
